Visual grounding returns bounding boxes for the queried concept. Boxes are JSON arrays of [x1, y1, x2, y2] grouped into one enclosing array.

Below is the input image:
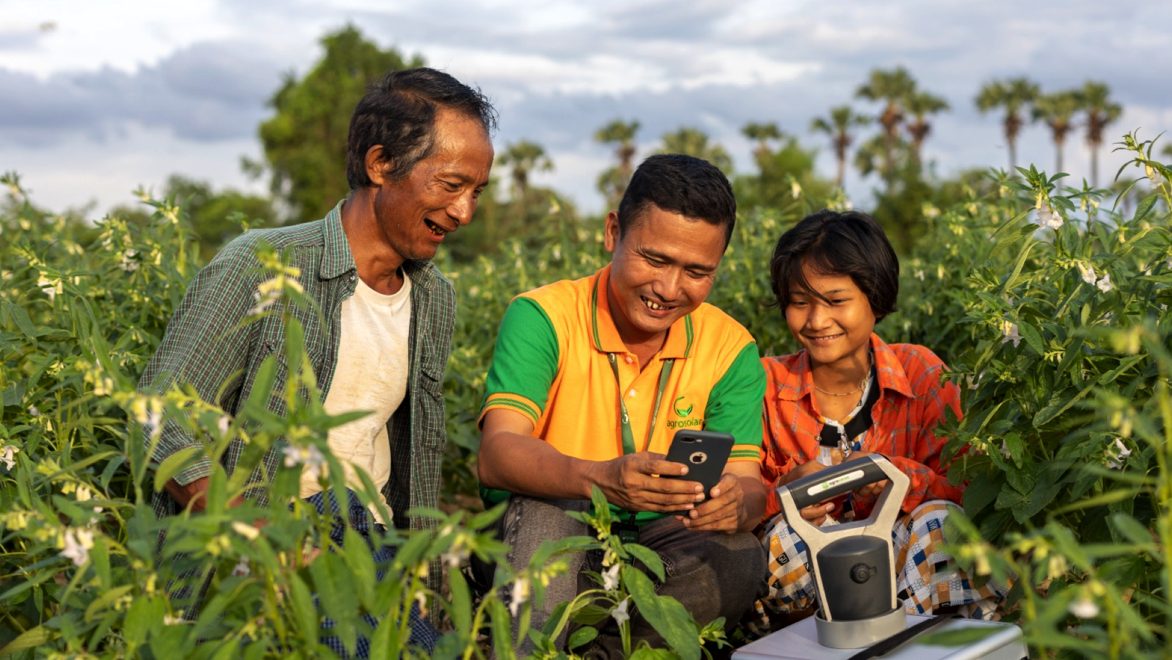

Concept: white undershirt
[[300, 273, 412, 525]]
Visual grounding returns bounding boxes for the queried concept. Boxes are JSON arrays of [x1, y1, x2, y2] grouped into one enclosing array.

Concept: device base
[[814, 603, 906, 649]]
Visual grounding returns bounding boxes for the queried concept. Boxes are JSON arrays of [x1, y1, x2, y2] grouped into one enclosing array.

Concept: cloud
[[0, 39, 283, 147]]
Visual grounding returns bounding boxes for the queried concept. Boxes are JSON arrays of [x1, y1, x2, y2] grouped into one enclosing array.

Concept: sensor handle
[[785, 456, 889, 510]]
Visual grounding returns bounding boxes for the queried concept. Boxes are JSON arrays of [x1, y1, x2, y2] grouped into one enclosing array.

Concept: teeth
[[425, 220, 445, 235], [643, 297, 665, 311]]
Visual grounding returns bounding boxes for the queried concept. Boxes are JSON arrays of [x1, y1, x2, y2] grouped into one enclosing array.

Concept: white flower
[[1068, 597, 1099, 619], [0, 445, 18, 470], [119, 249, 140, 272], [27, 405, 40, 417], [601, 563, 621, 591], [611, 597, 631, 627], [790, 180, 802, 199], [1000, 321, 1021, 348], [282, 444, 325, 480], [217, 416, 231, 436], [231, 557, 251, 577], [509, 577, 530, 617], [231, 521, 260, 541], [163, 613, 187, 625], [1037, 205, 1064, 230], [1095, 273, 1113, 293], [1106, 438, 1132, 469], [999, 440, 1012, 460], [1076, 263, 1097, 285], [61, 528, 95, 567], [37, 276, 60, 302], [914, 269, 925, 281]]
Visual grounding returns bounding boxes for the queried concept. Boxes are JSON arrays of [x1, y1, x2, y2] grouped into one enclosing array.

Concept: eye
[[685, 269, 711, 279], [439, 180, 461, 192], [789, 300, 808, 308]]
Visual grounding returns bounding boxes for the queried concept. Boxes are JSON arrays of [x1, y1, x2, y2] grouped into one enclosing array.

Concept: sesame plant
[[0, 179, 728, 658], [889, 132, 1171, 658]]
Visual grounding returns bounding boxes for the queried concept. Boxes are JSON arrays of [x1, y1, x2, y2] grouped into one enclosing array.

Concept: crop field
[[1, 134, 1171, 658]]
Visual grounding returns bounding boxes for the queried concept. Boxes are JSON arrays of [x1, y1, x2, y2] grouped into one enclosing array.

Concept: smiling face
[[369, 107, 493, 264], [604, 204, 726, 353], [785, 262, 876, 372]]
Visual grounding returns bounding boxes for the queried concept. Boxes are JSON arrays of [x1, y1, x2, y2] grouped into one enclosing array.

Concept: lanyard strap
[[607, 354, 675, 455]]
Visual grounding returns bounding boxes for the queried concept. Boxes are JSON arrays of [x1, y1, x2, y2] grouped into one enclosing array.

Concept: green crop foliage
[[1, 130, 1170, 657]]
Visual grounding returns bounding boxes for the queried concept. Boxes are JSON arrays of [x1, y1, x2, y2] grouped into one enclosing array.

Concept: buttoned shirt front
[[760, 333, 964, 520]]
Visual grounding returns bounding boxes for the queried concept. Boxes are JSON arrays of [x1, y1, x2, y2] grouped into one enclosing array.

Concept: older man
[[141, 67, 495, 655]]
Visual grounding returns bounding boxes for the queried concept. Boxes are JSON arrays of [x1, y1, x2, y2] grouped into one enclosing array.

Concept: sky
[[2, 0, 1170, 218]]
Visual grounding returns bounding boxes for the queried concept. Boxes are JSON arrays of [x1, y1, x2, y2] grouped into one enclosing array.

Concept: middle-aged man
[[139, 67, 495, 654], [478, 154, 768, 652]]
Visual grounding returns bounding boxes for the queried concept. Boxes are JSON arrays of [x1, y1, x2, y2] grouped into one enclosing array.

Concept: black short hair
[[616, 154, 736, 245], [346, 67, 497, 189], [769, 210, 900, 321]]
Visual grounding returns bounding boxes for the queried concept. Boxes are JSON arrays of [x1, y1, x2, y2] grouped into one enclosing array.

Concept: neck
[[810, 355, 871, 394], [341, 191, 406, 294]]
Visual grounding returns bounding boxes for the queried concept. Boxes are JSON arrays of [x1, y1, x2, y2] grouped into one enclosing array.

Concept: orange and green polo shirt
[[480, 265, 765, 519]]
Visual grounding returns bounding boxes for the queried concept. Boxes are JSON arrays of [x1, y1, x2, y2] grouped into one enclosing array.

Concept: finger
[[800, 502, 834, 521], [689, 495, 738, 526], [644, 458, 690, 477], [684, 503, 738, 531], [707, 474, 740, 500]]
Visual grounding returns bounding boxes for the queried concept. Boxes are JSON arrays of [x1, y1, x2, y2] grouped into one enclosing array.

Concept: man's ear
[[604, 211, 620, 253], [365, 145, 393, 186]]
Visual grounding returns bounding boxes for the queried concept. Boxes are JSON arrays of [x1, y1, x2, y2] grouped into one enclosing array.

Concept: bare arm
[[165, 476, 211, 512], [478, 409, 706, 513]]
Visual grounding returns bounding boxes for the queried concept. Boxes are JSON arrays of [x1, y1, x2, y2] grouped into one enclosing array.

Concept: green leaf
[[1109, 513, 1155, 548], [153, 446, 202, 492], [623, 567, 699, 660], [0, 625, 52, 655], [1016, 320, 1045, 357], [447, 567, 472, 640], [624, 543, 666, 582], [567, 625, 599, 650]]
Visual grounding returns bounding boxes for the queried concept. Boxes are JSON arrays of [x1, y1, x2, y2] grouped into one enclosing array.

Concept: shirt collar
[[319, 197, 441, 289], [775, 333, 913, 401], [590, 265, 694, 359]]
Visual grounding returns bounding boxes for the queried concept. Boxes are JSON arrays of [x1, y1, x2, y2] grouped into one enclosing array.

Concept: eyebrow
[[640, 247, 718, 272], [789, 287, 851, 296]]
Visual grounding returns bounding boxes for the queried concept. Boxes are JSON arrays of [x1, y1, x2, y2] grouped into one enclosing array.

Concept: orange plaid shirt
[[760, 333, 964, 520]]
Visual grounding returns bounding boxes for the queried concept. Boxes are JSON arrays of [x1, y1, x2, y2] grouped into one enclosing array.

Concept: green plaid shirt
[[140, 200, 455, 533]]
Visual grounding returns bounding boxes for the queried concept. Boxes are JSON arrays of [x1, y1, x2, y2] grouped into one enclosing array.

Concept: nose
[[650, 268, 683, 302], [805, 302, 833, 330], [448, 191, 477, 227]]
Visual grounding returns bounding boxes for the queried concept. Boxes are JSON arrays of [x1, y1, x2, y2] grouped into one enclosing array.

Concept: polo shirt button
[[624, 355, 634, 365], [349, 274, 356, 282], [628, 388, 637, 398]]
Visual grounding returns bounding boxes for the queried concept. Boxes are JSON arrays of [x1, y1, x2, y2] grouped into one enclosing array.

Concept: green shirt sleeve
[[705, 342, 766, 459], [480, 296, 560, 423]]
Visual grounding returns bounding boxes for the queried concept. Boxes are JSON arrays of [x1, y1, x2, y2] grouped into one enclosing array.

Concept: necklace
[[812, 361, 872, 397]]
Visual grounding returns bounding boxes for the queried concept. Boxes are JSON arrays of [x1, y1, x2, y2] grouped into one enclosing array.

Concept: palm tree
[[904, 91, 950, 166], [975, 77, 1040, 173], [659, 127, 733, 174], [810, 106, 871, 187], [855, 67, 917, 181], [497, 140, 553, 204], [742, 122, 782, 172], [595, 119, 640, 208], [1078, 81, 1123, 187], [1032, 90, 1081, 174]]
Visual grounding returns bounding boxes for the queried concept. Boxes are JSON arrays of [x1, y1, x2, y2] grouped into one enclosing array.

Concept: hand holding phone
[[662, 429, 734, 502]]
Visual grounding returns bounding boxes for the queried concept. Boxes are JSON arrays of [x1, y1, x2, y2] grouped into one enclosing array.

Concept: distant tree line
[[98, 25, 1140, 259]]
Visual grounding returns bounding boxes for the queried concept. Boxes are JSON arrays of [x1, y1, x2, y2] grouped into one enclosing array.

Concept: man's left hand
[[679, 473, 745, 533]]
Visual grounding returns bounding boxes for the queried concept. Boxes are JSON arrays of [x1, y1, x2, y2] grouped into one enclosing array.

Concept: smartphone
[[663, 429, 734, 499]]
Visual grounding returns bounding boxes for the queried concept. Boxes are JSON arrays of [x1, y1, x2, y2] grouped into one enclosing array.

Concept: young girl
[[756, 209, 1002, 625]]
